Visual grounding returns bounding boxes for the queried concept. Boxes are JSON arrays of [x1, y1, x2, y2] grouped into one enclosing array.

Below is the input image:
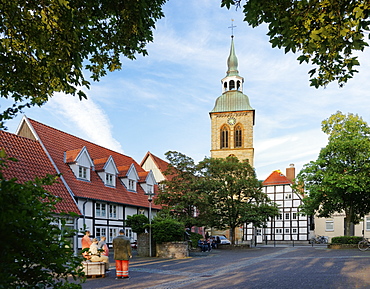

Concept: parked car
[[211, 235, 231, 245]]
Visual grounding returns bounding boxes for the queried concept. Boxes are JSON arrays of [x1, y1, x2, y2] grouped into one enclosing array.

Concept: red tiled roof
[[117, 165, 130, 178], [138, 171, 149, 182], [263, 170, 292, 186], [0, 130, 81, 215], [93, 157, 109, 172], [65, 148, 82, 163], [26, 118, 161, 209]]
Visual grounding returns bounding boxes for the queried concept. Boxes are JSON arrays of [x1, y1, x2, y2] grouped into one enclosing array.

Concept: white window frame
[[276, 214, 282, 220], [276, 228, 282, 234], [128, 179, 136, 192], [285, 213, 290, 220], [326, 220, 334, 231], [125, 228, 133, 241], [96, 203, 107, 218], [292, 228, 297, 233], [109, 228, 118, 243], [96, 227, 107, 239], [366, 217, 370, 231], [109, 205, 117, 219], [106, 173, 114, 186], [292, 213, 297, 219], [78, 166, 87, 180]]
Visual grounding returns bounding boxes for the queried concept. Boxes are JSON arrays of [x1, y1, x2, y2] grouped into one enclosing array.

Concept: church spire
[[227, 37, 239, 77], [221, 35, 244, 94]]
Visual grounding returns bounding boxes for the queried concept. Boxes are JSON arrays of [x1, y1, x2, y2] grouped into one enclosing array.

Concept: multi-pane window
[[220, 126, 229, 148], [234, 125, 242, 148], [106, 173, 114, 186], [109, 205, 117, 219], [326, 220, 334, 231], [128, 179, 136, 191], [96, 203, 106, 217], [109, 228, 118, 242], [292, 228, 297, 233], [285, 228, 290, 234], [125, 228, 133, 241], [96, 227, 107, 239], [276, 214, 283, 220], [366, 217, 370, 230], [276, 228, 282, 234], [285, 213, 290, 220], [78, 166, 87, 179], [292, 213, 297, 219]]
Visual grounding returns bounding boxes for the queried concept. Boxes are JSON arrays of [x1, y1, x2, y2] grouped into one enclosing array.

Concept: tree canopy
[[0, 150, 83, 288], [156, 152, 278, 244], [125, 214, 149, 234], [196, 156, 278, 243], [221, 0, 370, 88], [0, 0, 167, 125], [155, 151, 201, 229], [295, 111, 370, 236]]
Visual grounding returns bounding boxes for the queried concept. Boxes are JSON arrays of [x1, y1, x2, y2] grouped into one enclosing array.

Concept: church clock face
[[227, 117, 236, 125]]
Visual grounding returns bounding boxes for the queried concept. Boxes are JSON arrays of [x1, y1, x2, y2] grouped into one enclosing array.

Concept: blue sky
[[2, 0, 370, 180]]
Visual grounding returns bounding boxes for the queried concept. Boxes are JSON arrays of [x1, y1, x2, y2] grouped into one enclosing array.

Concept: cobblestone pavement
[[72, 245, 370, 289]]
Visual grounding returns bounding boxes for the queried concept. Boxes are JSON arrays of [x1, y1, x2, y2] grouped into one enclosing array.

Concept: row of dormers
[[64, 146, 156, 194]]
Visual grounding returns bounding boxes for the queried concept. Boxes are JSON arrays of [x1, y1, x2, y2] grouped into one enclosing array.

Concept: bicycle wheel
[[358, 240, 369, 251]]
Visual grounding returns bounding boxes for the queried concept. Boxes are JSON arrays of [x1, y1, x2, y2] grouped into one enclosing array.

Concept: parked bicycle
[[309, 235, 328, 244], [358, 238, 370, 251]]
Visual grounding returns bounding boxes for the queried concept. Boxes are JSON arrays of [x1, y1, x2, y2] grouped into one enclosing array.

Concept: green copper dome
[[211, 37, 254, 113], [211, 90, 254, 113]]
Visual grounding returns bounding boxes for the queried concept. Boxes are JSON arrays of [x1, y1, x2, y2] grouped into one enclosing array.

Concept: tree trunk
[[230, 227, 236, 244], [344, 207, 354, 236]]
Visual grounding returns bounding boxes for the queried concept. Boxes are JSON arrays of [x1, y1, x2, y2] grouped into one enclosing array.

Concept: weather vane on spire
[[228, 19, 236, 38]]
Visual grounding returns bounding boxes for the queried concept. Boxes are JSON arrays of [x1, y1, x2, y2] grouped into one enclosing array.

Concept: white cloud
[[46, 93, 124, 153]]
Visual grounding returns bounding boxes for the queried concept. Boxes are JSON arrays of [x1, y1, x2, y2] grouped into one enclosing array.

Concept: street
[[74, 246, 370, 289]]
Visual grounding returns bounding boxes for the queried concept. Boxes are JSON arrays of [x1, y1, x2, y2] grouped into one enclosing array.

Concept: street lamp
[[146, 191, 155, 257]]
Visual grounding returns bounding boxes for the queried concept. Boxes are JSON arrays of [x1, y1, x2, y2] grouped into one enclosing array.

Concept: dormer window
[[79, 166, 88, 179], [106, 173, 114, 186], [128, 179, 136, 191], [94, 156, 118, 187], [65, 147, 93, 181]]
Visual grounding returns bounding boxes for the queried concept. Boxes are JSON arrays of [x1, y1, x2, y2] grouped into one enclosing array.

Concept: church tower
[[210, 36, 255, 166]]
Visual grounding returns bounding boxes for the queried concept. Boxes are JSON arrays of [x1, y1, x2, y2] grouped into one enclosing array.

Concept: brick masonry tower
[[210, 36, 255, 166]]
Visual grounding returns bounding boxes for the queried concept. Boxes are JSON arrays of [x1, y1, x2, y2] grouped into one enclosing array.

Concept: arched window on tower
[[229, 80, 235, 90], [220, 125, 229, 149], [223, 82, 227, 92], [237, 80, 241, 91], [234, 124, 242, 148]]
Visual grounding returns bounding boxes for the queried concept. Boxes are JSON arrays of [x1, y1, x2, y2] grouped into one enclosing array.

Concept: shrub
[[125, 214, 149, 234], [188, 232, 203, 248], [152, 218, 184, 244], [331, 236, 363, 244]]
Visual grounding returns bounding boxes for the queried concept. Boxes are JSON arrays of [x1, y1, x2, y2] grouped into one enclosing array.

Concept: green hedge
[[151, 218, 184, 244], [331, 236, 363, 244]]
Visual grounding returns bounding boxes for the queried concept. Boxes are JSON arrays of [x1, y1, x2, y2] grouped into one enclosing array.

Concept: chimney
[[286, 164, 295, 182]]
